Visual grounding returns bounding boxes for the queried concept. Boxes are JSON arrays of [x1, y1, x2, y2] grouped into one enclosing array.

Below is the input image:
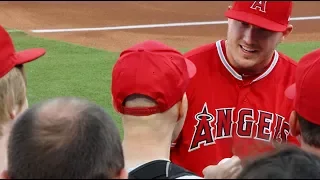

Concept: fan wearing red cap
[[111, 40, 201, 179], [170, 1, 300, 177], [285, 48, 320, 157], [0, 25, 46, 135]]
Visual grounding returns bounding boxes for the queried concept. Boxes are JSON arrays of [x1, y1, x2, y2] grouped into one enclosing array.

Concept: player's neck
[[122, 133, 172, 169]]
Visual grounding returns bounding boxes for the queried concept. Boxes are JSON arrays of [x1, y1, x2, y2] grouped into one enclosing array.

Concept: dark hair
[[297, 113, 320, 148], [237, 145, 320, 179], [7, 97, 124, 179]]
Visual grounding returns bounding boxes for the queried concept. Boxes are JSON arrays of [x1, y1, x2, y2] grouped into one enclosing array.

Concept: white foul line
[[31, 16, 320, 33]]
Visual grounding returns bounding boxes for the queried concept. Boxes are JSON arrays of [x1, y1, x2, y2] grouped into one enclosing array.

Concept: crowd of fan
[[2, 19, 320, 179]]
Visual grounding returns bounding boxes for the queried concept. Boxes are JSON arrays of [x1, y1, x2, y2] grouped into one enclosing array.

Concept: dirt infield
[[1, 1, 320, 51]]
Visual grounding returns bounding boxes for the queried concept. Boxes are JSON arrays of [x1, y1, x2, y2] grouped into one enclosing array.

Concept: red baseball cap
[[285, 48, 320, 125], [111, 40, 196, 116], [225, 1, 292, 32], [0, 25, 46, 78]]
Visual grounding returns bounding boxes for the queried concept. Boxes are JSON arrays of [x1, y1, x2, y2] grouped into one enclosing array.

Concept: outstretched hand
[[202, 156, 242, 179]]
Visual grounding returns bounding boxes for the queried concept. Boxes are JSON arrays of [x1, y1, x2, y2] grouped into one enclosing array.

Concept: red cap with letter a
[[225, 1, 292, 32], [285, 48, 320, 125], [111, 40, 196, 116]]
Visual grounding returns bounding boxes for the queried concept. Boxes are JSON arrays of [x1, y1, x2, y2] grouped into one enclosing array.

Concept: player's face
[[226, 19, 292, 74]]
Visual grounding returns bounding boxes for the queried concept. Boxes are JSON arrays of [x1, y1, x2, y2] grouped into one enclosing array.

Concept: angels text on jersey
[[189, 102, 290, 152]]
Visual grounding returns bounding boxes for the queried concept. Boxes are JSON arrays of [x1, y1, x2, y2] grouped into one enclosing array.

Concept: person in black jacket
[[111, 40, 201, 179]]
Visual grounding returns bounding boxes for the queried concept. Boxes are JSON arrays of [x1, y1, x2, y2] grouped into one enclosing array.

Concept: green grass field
[[8, 30, 320, 137]]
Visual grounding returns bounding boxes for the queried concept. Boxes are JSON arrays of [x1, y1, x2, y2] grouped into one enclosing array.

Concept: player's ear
[[178, 93, 188, 122], [289, 111, 300, 136], [171, 93, 188, 142], [281, 24, 293, 41]]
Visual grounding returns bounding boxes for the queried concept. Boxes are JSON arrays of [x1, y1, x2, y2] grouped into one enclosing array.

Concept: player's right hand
[[202, 156, 242, 179]]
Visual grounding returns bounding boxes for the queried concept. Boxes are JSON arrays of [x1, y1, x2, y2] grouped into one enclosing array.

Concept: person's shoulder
[[271, 51, 296, 84], [170, 162, 204, 179], [184, 41, 220, 61], [277, 51, 297, 69]]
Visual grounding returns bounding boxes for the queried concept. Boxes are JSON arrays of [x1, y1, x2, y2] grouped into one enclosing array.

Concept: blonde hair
[[0, 66, 27, 133]]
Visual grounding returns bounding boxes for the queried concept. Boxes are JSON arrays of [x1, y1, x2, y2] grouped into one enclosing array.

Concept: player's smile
[[240, 45, 257, 53], [239, 44, 259, 57]]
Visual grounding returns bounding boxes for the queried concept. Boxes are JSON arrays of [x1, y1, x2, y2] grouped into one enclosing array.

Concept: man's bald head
[[33, 98, 94, 150], [7, 97, 124, 179]]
